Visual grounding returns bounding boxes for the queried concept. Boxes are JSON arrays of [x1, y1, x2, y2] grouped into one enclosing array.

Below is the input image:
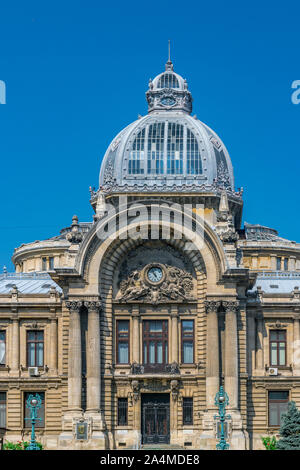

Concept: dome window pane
[[157, 73, 179, 89], [167, 123, 183, 175], [128, 128, 145, 174], [187, 128, 202, 175], [147, 123, 165, 175]]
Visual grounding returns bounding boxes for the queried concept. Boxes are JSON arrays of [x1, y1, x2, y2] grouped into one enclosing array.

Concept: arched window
[[127, 122, 202, 177], [157, 73, 179, 89]]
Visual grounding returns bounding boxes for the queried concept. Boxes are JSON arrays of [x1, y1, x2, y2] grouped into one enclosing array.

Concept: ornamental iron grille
[[183, 397, 193, 425], [142, 394, 170, 445], [117, 398, 128, 426]]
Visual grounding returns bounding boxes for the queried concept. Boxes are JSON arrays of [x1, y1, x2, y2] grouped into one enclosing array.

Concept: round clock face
[[147, 266, 163, 283], [160, 97, 176, 107]]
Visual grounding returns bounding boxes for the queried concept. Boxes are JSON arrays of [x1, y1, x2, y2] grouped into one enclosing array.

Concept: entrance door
[[142, 394, 170, 444]]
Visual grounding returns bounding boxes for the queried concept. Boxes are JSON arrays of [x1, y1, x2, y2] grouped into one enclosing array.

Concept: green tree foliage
[[277, 401, 300, 450]]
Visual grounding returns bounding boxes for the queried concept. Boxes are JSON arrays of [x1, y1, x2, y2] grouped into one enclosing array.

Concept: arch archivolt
[[77, 204, 228, 298]]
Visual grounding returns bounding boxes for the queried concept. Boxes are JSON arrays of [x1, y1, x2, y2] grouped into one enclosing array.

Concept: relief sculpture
[[118, 263, 195, 303]]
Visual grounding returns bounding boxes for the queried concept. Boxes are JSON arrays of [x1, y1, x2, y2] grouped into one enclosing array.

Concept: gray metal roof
[[249, 272, 300, 294], [0, 273, 62, 294]]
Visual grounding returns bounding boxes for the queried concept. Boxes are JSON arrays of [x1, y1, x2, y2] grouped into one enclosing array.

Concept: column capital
[[65, 300, 83, 312], [205, 300, 221, 314], [222, 300, 239, 313], [83, 300, 102, 312]]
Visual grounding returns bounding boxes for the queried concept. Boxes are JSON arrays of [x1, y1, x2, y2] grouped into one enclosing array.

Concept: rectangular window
[[24, 392, 45, 428], [143, 320, 168, 369], [49, 257, 54, 270], [268, 391, 289, 427], [276, 257, 281, 271], [0, 392, 6, 428], [284, 258, 289, 271], [183, 397, 193, 425], [116, 321, 129, 364], [181, 320, 194, 364], [0, 331, 6, 366], [42, 258, 47, 271], [27, 331, 44, 367], [270, 330, 286, 366], [117, 398, 128, 426]]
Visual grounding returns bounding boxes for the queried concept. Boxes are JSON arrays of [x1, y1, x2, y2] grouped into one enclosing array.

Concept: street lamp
[[214, 386, 230, 450], [25, 394, 42, 450]]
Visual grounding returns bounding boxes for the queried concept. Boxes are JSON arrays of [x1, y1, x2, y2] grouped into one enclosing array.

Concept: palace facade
[[1, 58, 300, 450]]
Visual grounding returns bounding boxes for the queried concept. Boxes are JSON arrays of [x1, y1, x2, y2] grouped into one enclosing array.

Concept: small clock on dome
[[160, 97, 176, 107]]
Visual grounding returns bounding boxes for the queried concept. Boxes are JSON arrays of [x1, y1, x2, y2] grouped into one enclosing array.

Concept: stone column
[[256, 312, 264, 374], [49, 315, 58, 374], [247, 312, 256, 377], [85, 301, 101, 413], [171, 306, 179, 364], [132, 305, 140, 364], [10, 314, 20, 375], [66, 301, 82, 412], [205, 300, 221, 409], [223, 301, 239, 410]]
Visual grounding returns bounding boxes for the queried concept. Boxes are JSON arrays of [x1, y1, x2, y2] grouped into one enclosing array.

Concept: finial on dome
[[165, 39, 174, 71]]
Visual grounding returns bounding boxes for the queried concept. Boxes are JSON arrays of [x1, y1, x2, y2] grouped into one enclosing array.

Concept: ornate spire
[[146, 50, 193, 114], [165, 39, 174, 71]]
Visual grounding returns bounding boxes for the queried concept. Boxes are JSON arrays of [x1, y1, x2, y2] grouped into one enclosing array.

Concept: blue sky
[[0, 0, 299, 271]]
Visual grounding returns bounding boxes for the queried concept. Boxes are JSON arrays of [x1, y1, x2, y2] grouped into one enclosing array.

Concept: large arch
[[76, 203, 228, 297]]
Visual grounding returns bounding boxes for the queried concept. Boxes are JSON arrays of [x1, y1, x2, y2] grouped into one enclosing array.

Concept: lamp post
[[214, 386, 230, 450], [25, 394, 42, 450]]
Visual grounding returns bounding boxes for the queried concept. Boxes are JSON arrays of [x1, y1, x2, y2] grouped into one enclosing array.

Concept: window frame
[[269, 329, 286, 367], [181, 320, 195, 364], [0, 392, 6, 428], [42, 257, 47, 271], [143, 320, 168, 368], [0, 330, 6, 366], [26, 330, 44, 368], [49, 257, 54, 270], [268, 390, 289, 427], [182, 397, 193, 426], [117, 397, 128, 426], [116, 320, 130, 365]]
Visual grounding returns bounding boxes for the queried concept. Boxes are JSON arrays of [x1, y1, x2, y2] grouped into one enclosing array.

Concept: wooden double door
[[142, 394, 170, 444]]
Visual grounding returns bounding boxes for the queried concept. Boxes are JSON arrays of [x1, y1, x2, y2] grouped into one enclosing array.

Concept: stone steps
[[141, 444, 184, 450]]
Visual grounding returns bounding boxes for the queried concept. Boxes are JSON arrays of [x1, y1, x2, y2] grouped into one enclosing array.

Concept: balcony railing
[[130, 362, 180, 375]]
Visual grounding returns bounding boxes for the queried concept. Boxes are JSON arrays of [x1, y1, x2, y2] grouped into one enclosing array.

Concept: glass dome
[[99, 61, 234, 192]]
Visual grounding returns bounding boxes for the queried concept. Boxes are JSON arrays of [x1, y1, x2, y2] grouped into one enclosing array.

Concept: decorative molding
[[219, 228, 239, 244], [98, 182, 243, 199]]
